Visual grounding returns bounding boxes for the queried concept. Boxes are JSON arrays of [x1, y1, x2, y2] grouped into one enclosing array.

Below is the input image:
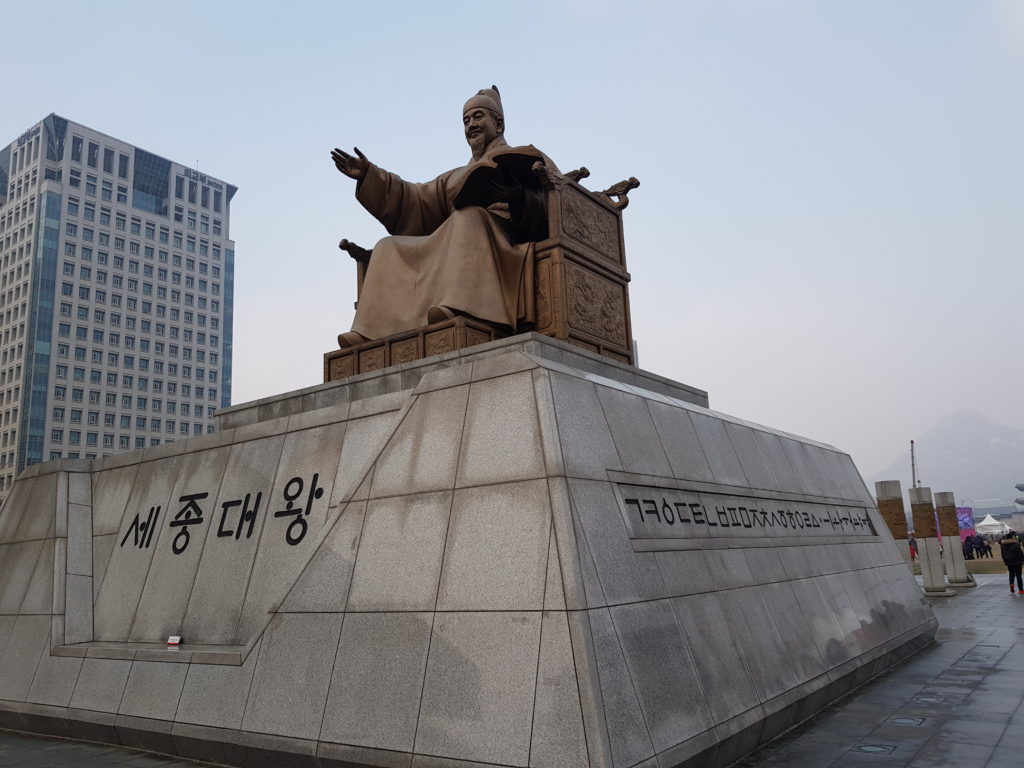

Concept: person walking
[[998, 530, 1024, 594]]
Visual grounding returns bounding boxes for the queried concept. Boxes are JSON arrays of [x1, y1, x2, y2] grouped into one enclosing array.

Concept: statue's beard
[[468, 132, 487, 161]]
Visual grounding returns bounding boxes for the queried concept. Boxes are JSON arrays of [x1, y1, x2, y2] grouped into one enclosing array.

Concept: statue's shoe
[[338, 331, 370, 348], [427, 306, 457, 323]]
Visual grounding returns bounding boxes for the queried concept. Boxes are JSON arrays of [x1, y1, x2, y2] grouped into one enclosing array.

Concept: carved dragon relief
[[566, 262, 627, 346], [391, 339, 419, 365], [561, 188, 620, 261], [535, 260, 553, 331]]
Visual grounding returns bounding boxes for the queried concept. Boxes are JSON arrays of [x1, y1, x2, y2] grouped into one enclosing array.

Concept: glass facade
[[0, 146, 8, 206], [17, 192, 60, 471], [44, 115, 67, 162], [132, 149, 170, 216], [222, 248, 234, 408]]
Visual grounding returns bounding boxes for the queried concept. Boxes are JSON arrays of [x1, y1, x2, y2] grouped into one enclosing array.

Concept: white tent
[[976, 514, 1009, 535]]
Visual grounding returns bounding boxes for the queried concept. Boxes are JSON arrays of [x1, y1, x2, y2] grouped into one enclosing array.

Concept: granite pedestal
[[910, 486, 956, 597], [936, 491, 974, 588], [0, 334, 937, 768]]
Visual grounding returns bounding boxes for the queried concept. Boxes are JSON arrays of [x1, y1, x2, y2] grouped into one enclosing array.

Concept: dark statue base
[[324, 316, 507, 381]]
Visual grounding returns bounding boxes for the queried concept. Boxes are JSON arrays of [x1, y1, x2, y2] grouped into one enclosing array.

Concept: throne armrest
[[338, 238, 372, 263], [339, 238, 372, 307]]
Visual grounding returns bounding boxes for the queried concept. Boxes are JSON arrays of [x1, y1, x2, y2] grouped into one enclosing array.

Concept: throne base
[[324, 317, 510, 382]]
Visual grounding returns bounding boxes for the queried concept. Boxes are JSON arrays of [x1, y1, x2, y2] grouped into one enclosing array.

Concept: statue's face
[[463, 108, 501, 149]]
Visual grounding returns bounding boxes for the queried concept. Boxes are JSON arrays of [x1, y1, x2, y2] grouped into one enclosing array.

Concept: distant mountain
[[867, 410, 1024, 505]]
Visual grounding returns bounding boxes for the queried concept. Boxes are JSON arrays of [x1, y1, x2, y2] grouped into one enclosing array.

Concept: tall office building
[[0, 115, 235, 502]]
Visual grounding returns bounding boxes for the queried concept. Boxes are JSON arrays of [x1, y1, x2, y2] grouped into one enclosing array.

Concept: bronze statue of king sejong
[[331, 86, 554, 347]]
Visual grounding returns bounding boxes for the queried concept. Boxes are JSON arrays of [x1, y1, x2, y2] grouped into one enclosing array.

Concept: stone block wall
[[0, 341, 936, 767]]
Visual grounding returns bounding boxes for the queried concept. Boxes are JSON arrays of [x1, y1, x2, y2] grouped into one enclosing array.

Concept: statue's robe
[[351, 138, 547, 340]]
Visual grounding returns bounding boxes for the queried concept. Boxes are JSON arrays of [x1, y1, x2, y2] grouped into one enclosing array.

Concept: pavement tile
[[0, 730, 212, 767], [905, 738, 994, 767], [996, 723, 1024, 748], [829, 754, 913, 767], [985, 746, 1019, 768]]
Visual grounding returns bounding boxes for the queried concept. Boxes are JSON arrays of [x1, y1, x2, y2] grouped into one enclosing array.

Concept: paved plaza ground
[[0, 733, 208, 767], [0, 572, 1020, 767], [741, 572, 1024, 768]]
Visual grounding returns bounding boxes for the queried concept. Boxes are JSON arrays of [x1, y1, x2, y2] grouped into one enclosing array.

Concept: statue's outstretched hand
[[331, 147, 369, 181]]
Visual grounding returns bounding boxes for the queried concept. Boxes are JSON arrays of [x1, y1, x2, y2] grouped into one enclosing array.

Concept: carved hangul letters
[[218, 492, 262, 540], [273, 474, 325, 546], [170, 492, 208, 554], [119, 506, 161, 549]]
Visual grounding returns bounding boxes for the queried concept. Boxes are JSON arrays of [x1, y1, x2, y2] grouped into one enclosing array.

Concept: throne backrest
[[528, 165, 635, 365]]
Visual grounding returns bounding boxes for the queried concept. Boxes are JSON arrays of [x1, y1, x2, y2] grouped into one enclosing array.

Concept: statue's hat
[[463, 85, 503, 118]]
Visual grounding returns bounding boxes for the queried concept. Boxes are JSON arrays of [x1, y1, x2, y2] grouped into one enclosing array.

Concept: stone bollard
[[936, 491, 975, 587], [910, 486, 955, 596], [875, 480, 912, 571]]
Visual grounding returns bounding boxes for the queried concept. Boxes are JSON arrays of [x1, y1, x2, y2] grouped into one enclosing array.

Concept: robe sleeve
[[355, 163, 453, 237]]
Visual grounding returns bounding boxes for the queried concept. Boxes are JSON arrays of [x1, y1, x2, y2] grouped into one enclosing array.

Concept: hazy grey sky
[[3, 0, 1021, 478]]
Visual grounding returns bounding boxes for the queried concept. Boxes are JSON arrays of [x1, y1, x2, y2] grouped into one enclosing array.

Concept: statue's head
[[463, 85, 504, 159]]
